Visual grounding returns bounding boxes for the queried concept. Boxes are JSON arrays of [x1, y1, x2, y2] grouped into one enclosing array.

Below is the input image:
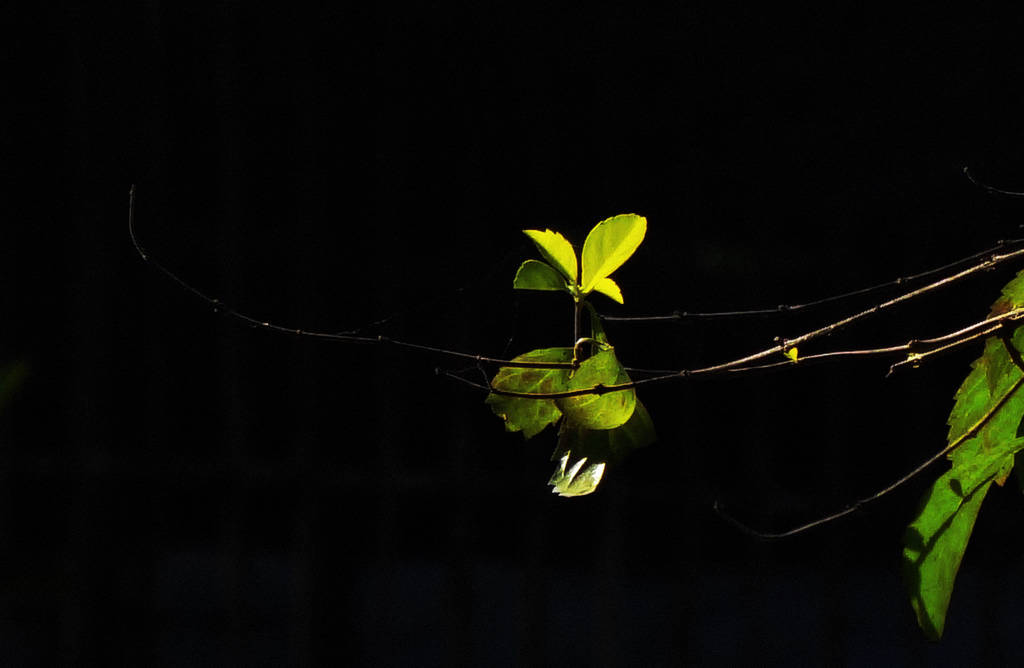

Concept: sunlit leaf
[[591, 276, 624, 303], [947, 333, 1024, 449], [523, 229, 578, 284], [903, 475, 994, 640], [513, 259, 570, 292], [486, 347, 573, 438], [580, 214, 646, 294], [559, 348, 635, 430], [903, 268, 1024, 639]]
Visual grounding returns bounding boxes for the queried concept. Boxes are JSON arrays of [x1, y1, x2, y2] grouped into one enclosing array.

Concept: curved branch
[[964, 165, 1024, 198], [716, 366, 1024, 539], [602, 237, 1024, 322], [128, 187, 577, 371], [131, 186, 1024, 395]]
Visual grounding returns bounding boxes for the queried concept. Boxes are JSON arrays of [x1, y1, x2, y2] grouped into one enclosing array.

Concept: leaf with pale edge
[[486, 347, 573, 439], [902, 268, 1024, 639], [523, 229, 578, 283], [550, 401, 656, 497], [580, 214, 646, 294]]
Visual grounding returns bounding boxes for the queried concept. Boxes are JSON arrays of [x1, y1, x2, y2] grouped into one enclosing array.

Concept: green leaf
[[513, 259, 570, 292], [591, 276, 624, 304], [986, 268, 1024, 318], [902, 269, 1024, 639], [580, 214, 646, 295], [584, 302, 608, 345], [558, 348, 636, 430], [1014, 451, 1024, 495], [903, 474, 994, 640], [523, 229, 578, 284], [947, 334, 1024, 450], [549, 400, 657, 497], [486, 347, 573, 439]]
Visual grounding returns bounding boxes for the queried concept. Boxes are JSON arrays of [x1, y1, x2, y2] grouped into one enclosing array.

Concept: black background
[[7, 3, 1024, 665]]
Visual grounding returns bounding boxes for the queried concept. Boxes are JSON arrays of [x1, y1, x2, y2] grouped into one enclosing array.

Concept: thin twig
[[964, 166, 1024, 198], [716, 355, 1024, 539], [451, 310, 1024, 398], [693, 247, 1024, 374], [130, 185, 1024, 397], [128, 187, 578, 371], [602, 238, 1024, 322]]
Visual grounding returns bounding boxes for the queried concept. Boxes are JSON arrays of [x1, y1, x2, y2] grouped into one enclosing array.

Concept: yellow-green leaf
[[580, 214, 646, 294], [523, 229, 578, 284], [591, 276, 624, 304], [513, 259, 570, 292]]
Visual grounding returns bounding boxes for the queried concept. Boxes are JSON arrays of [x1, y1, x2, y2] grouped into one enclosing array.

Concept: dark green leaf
[[486, 347, 573, 439], [903, 269, 1024, 639], [558, 348, 635, 430], [903, 475, 994, 640]]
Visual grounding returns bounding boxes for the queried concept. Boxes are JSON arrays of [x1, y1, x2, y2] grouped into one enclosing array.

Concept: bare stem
[[716, 348, 1024, 539]]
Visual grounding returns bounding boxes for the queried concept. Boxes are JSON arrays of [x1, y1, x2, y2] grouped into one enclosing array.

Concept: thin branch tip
[[963, 165, 1024, 198]]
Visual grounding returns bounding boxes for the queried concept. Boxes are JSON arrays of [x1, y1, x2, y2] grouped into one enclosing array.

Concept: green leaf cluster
[[902, 269, 1024, 639], [488, 215, 654, 496], [486, 345, 655, 496], [514, 214, 646, 304]]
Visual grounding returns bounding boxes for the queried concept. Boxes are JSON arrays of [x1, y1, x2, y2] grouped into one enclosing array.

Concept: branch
[[445, 309, 1024, 398], [964, 165, 1024, 198], [688, 246, 1024, 375], [131, 186, 1024, 398], [127, 187, 577, 371], [602, 238, 1024, 322], [715, 361, 1024, 539]]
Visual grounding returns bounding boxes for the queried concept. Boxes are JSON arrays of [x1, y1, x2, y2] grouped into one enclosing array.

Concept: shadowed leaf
[[486, 347, 573, 439], [903, 475, 994, 640], [549, 400, 657, 497], [559, 348, 636, 430]]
